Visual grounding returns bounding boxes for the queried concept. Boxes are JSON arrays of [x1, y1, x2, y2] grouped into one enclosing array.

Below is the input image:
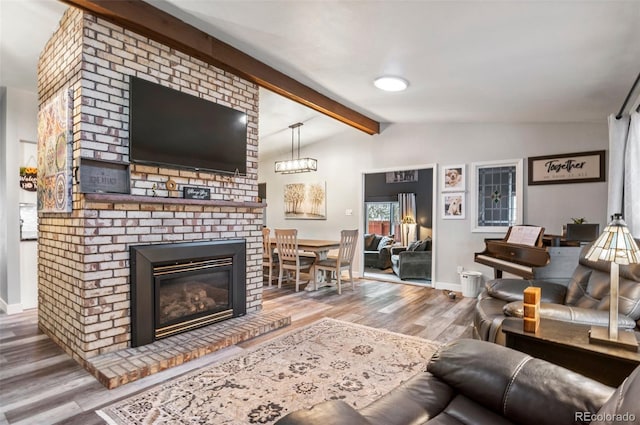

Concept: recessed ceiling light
[[374, 76, 409, 92]]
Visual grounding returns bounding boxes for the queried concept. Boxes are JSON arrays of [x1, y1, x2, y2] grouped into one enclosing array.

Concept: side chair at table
[[274, 229, 315, 292], [262, 227, 278, 286], [314, 229, 359, 294]]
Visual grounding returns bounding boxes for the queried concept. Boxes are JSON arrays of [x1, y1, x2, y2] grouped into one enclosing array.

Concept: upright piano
[[474, 225, 551, 280]]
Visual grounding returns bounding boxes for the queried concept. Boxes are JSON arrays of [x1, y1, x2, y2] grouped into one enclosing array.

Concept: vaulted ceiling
[[2, 0, 639, 157]]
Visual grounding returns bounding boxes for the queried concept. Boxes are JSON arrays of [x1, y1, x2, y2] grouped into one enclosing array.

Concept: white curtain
[[625, 113, 640, 237], [608, 112, 640, 237], [398, 193, 417, 245]]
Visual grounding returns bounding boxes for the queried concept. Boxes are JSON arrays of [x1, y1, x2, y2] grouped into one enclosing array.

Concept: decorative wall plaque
[[184, 186, 211, 200], [528, 150, 605, 185], [79, 158, 130, 194]]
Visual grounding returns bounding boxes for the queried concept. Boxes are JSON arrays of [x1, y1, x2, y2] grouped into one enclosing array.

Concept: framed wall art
[[37, 88, 73, 213], [284, 181, 327, 220], [527, 150, 605, 185], [441, 164, 465, 192], [442, 192, 465, 219], [386, 170, 418, 183]]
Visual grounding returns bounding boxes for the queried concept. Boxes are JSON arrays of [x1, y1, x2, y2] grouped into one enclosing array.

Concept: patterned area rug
[[97, 318, 440, 425]]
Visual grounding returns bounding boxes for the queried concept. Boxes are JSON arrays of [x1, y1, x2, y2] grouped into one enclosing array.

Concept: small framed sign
[[527, 150, 605, 185], [78, 158, 130, 194], [184, 186, 211, 200]]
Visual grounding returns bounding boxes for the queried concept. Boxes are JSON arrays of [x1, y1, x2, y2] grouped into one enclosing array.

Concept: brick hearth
[[87, 312, 290, 389]]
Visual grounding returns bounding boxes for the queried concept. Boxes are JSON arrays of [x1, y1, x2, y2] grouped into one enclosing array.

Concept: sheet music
[[506, 226, 542, 246]]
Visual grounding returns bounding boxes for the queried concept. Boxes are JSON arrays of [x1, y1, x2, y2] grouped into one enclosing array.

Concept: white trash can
[[461, 271, 483, 298]]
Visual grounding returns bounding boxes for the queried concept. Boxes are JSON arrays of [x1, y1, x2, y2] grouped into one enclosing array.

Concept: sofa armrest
[[391, 246, 407, 255], [592, 366, 640, 425], [360, 372, 454, 425], [274, 400, 372, 425], [503, 302, 638, 329], [379, 245, 392, 261], [427, 339, 614, 425], [486, 279, 567, 304]]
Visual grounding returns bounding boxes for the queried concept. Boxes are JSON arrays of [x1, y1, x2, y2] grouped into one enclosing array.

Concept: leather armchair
[[275, 339, 626, 425], [474, 241, 640, 344]]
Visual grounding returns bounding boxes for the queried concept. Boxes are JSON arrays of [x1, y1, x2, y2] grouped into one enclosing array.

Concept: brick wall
[[37, 8, 263, 362]]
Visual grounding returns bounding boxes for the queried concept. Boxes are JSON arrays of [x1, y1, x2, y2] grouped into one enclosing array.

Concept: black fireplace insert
[[130, 240, 246, 347]]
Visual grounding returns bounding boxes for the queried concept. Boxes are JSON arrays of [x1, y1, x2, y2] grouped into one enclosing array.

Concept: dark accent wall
[[364, 168, 433, 231]]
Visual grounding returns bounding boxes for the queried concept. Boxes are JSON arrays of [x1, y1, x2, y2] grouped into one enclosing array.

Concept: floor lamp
[[401, 216, 416, 246], [584, 214, 640, 351]]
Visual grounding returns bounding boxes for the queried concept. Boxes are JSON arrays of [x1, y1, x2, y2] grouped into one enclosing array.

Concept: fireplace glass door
[[154, 258, 233, 339]]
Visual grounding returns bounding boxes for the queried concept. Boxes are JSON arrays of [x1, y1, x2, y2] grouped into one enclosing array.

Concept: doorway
[[361, 165, 436, 286]]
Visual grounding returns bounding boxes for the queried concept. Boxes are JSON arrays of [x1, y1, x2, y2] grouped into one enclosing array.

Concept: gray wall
[[259, 121, 608, 290]]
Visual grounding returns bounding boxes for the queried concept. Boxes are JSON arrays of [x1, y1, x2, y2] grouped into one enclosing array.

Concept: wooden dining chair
[[314, 229, 359, 294], [262, 227, 278, 286], [274, 229, 315, 292]]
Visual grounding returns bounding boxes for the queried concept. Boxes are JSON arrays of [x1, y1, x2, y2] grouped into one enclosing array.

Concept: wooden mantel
[[83, 193, 266, 208], [59, 0, 380, 135]]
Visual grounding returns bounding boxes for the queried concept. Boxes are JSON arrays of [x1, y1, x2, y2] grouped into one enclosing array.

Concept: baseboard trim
[[433, 281, 462, 292], [0, 298, 23, 315]]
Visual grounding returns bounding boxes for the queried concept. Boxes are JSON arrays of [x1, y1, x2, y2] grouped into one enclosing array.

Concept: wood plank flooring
[[0, 278, 475, 425]]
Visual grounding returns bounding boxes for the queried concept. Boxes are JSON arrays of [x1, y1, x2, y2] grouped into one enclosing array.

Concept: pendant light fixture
[[274, 122, 318, 174]]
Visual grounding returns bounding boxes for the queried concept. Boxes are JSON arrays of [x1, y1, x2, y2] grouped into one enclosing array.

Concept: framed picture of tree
[[284, 181, 327, 220]]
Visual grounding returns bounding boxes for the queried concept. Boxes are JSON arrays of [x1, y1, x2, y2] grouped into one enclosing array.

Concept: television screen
[[129, 76, 247, 175]]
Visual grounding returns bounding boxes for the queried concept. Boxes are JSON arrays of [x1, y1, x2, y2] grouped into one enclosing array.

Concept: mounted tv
[[129, 76, 247, 175]]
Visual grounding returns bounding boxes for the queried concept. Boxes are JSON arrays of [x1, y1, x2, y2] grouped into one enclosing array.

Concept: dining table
[[269, 238, 341, 291]]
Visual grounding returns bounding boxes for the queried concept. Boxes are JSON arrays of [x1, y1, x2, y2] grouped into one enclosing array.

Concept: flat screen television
[[129, 76, 247, 175]]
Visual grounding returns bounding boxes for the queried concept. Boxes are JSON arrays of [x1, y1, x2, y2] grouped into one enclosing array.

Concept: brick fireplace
[[36, 8, 272, 374]]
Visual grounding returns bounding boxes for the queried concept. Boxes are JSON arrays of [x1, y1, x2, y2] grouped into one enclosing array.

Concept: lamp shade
[[584, 214, 640, 265], [401, 216, 416, 224]]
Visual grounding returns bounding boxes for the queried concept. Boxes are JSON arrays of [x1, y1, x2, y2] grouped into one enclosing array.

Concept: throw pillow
[[364, 234, 376, 251], [377, 236, 394, 251], [407, 241, 420, 251], [414, 239, 430, 251]]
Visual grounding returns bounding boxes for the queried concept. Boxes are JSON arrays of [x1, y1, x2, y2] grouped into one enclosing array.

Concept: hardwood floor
[[0, 279, 475, 425]]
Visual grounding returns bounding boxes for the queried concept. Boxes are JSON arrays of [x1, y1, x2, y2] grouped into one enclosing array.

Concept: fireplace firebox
[[130, 240, 246, 347]]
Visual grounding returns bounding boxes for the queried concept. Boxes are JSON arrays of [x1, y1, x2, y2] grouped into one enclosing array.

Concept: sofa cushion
[[485, 279, 566, 304], [503, 301, 638, 329]]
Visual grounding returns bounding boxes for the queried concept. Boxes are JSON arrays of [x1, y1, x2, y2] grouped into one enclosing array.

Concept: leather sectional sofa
[[474, 241, 640, 344], [275, 338, 637, 425]]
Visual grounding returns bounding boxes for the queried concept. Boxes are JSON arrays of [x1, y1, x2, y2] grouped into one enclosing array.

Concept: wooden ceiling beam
[[59, 0, 380, 135]]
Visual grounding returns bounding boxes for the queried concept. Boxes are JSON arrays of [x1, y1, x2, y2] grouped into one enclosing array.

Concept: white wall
[[258, 121, 608, 290], [0, 87, 39, 313]]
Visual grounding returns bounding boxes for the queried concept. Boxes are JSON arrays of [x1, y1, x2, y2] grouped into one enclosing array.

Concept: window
[[471, 159, 523, 233], [365, 202, 400, 237]]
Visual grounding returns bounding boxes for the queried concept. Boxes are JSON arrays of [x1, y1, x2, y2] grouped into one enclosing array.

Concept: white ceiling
[[2, 0, 640, 157]]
